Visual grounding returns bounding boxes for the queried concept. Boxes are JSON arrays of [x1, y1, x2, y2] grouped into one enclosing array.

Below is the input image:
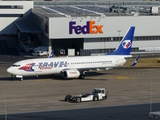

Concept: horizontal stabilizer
[[131, 55, 140, 66]]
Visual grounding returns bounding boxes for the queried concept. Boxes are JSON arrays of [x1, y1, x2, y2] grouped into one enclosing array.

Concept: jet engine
[[62, 70, 80, 78]]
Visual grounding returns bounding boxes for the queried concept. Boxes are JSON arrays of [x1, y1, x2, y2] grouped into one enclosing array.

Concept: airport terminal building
[[1, 1, 160, 55]]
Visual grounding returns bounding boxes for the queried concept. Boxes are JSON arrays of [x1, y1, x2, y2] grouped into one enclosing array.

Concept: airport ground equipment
[[149, 112, 160, 119], [65, 88, 108, 103], [32, 51, 48, 56]]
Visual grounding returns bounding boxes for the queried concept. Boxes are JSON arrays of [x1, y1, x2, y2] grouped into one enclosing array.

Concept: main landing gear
[[78, 72, 85, 79]]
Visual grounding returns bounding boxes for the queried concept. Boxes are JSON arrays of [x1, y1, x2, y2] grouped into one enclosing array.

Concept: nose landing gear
[[15, 75, 23, 81]]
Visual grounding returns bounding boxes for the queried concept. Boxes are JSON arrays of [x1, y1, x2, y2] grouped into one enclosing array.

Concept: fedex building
[[1, 1, 160, 55]]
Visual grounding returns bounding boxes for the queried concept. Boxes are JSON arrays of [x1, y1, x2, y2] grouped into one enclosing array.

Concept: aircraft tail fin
[[49, 50, 54, 58], [107, 26, 135, 55]]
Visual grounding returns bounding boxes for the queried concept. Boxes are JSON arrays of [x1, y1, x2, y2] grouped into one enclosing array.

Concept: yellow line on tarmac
[[108, 76, 135, 80]]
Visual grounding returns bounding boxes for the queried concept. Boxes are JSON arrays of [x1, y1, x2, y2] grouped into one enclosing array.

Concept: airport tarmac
[[0, 56, 160, 120], [0, 61, 160, 117]]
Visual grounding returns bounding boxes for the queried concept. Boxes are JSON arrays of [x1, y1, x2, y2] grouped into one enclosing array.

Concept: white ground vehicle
[[32, 51, 48, 56], [33, 46, 48, 53], [65, 88, 108, 103], [32, 46, 48, 56], [149, 112, 160, 119]]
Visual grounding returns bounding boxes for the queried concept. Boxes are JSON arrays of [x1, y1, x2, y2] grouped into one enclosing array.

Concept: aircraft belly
[[35, 68, 60, 75]]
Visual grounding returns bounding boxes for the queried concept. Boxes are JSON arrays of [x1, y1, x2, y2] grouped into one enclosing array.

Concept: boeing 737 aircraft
[[7, 26, 135, 81]]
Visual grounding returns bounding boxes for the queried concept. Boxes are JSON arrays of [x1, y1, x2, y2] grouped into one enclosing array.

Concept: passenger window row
[[71, 61, 112, 64]]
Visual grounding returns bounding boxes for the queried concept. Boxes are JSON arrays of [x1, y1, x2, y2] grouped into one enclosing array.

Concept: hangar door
[[52, 38, 84, 55]]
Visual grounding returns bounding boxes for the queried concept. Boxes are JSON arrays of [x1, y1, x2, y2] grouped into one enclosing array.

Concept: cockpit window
[[12, 65, 20, 67]]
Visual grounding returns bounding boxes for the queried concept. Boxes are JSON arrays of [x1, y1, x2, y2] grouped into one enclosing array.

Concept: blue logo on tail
[[107, 26, 135, 55], [122, 40, 131, 49]]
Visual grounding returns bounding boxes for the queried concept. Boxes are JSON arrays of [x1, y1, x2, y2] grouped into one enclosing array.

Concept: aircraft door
[[33, 63, 38, 75], [98, 90, 103, 99], [115, 57, 119, 66]]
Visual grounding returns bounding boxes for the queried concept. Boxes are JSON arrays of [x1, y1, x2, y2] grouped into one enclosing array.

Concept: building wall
[[84, 40, 160, 49], [0, 1, 33, 35], [48, 16, 160, 54], [84, 37, 160, 54], [49, 16, 160, 39]]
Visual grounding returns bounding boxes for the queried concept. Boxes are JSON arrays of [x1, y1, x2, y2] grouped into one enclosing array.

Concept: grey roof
[[15, 13, 42, 33], [34, 4, 159, 18]]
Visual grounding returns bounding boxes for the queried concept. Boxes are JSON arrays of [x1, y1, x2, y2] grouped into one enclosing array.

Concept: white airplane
[[7, 26, 135, 81]]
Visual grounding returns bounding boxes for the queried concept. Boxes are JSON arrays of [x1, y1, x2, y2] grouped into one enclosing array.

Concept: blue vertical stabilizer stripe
[[106, 26, 135, 55]]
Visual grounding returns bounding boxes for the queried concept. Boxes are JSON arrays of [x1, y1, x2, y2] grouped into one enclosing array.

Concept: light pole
[[117, 30, 121, 42]]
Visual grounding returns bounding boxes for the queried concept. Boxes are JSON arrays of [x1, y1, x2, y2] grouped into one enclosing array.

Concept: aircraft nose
[[7, 67, 13, 74]]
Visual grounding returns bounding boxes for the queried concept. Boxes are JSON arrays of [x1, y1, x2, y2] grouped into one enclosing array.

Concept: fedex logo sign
[[69, 21, 103, 34]]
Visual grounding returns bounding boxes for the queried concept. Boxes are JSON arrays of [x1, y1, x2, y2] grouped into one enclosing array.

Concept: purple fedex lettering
[[69, 21, 76, 34], [69, 21, 89, 34], [69, 21, 103, 34], [75, 25, 81, 34], [82, 21, 89, 34]]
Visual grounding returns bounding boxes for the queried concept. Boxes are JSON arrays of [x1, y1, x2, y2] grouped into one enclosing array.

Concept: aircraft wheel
[[79, 74, 84, 79], [103, 96, 107, 100], [20, 78, 23, 81]]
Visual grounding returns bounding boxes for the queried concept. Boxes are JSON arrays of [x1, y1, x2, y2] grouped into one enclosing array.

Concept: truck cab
[[92, 88, 107, 100]]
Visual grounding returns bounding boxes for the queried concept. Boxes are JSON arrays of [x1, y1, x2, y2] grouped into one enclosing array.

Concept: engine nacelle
[[62, 70, 80, 78]]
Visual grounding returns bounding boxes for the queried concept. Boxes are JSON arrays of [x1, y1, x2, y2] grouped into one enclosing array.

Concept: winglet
[[49, 50, 54, 58], [107, 26, 135, 55], [131, 55, 140, 66]]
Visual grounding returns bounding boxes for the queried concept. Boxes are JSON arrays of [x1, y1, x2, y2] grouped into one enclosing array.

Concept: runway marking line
[[101, 102, 115, 104], [107, 75, 135, 80], [21, 108, 36, 111], [33, 104, 41, 107], [127, 72, 160, 76], [106, 99, 118, 101], [75, 105, 81, 106], [101, 103, 107, 104], [35, 79, 57, 82], [49, 106, 59, 109], [126, 100, 139, 103]]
